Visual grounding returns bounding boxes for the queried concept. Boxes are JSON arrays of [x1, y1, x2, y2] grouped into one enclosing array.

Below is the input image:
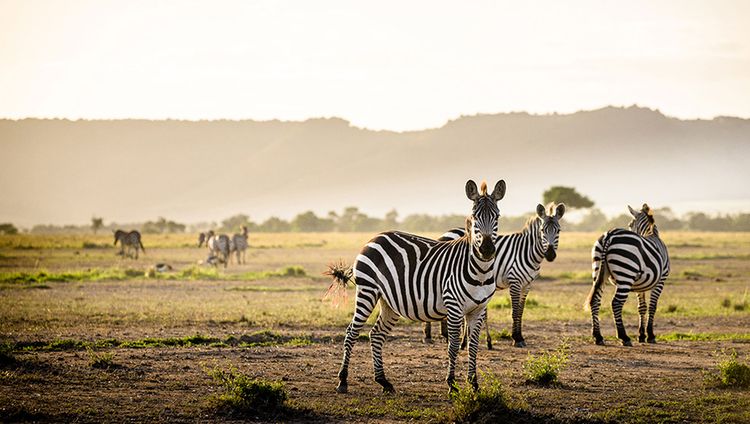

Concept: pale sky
[[1, 0, 749, 131]]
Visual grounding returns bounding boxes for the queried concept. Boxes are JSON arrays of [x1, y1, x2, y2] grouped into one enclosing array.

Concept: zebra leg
[[646, 279, 666, 343], [370, 299, 400, 394], [590, 279, 606, 345], [337, 287, 380, 394], [460, 318, 468, 350], [510, 283, 526, 347], [484, 309, 492, 350], [465, 309, 485, 391], [422, 322, 433, 344], [445, 309, 464, 394], [440, 318, 448, 341], [637, 292, 648, 343], [611, 283, 633, 346]]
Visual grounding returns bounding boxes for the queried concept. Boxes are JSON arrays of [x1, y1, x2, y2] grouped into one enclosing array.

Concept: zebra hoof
[[647, 337, 657, 344], [638, 336, 646, 343], [422, 338, 434, 345], [487, 342, 493, 350], [621, 339, 633, 347], [335, 382, 348, 394], [595, 339, 605, 346], [513, 340, 526, 348], [376, 377, 395, 394]]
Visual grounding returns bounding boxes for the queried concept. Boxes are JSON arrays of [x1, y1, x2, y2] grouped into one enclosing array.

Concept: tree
[[0, 223, 18, 235], [542, 186, 594, 209], [291, 211, 334, 232], [221, 214, 253, 232], [91, 217, 103, 234]]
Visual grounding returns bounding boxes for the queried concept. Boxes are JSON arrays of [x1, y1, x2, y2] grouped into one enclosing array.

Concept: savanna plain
[[1, 231, 749, 423]]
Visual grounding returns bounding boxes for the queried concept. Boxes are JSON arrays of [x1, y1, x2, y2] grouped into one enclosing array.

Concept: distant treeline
[[2, 206, 750, 235]]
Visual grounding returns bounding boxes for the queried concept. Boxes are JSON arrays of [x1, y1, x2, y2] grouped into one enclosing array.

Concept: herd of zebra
[[112, 226, 250, 267], [327, 179, 670, 395]]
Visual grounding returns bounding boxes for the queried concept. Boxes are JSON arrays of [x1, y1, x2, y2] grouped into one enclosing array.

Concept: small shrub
[[734, 302, 748, 312], [86, 347, 115, 369], [523, 341, 570, 385], [448, 372, 526, 423], [721, 298, 732, 308], [665, 304, 679, 313], [207, 366, 287, 415], [707, 350, 750, 388]]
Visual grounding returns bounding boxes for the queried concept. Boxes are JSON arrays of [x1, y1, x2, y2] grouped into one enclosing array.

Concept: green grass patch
[[86, 347, 116, 369], [487, 328, 512, 341], [447, 372, 527, 423], [0, 268, 143, 284], [658, 332, 750, 342], [706, 350, 750, 388], [523, 341, 570, 385], [206, 366, 287, 416], [595, 400, 687, 424]]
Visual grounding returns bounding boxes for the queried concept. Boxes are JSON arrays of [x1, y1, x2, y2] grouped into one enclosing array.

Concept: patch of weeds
[[206, 366, 287, 416], [523, 340, 570, 385], [665, 304, 679, 313], [81, 241, 109, 249], [734, 302, 748, 311], [488, 328, 512, 341], [86, 347, 116, 369], [47, 339, 86, 351], [721, 298, 732, 308], [705, 350, 750, 388], [447, 372, 527, 423]]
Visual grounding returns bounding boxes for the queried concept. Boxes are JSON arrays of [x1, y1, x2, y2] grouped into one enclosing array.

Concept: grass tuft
[[706, 350, 750, 388], [523, 341, 570, 385], [86, 347, 116, 369], [207, 366, 287, 415], [447, 372, 526, 423]]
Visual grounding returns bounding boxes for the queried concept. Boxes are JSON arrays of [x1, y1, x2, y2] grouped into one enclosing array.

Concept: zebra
[[198, 230, 231, 268], [423, 203, 566, 348], [328, 179, 506, 395], [585, 203, 670, 346], [230, 225, 249, 264], [113, 229, 145, 259]]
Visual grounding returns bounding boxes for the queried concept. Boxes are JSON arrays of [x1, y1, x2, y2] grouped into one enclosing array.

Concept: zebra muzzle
[[544, 246, 557, 262]]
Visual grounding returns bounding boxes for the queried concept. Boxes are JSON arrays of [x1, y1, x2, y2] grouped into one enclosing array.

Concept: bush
[[523, 341, 570, 385], [207, 366, 287, 415]]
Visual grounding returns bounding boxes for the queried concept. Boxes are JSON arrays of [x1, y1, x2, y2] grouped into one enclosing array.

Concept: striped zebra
[[424, 203, 566, 348], [198, 230, 231, 268], [586, 204, 670, 346], [231, 225, 249, 264], [113, 229, 145, 259], [329, 180, 506, 395]]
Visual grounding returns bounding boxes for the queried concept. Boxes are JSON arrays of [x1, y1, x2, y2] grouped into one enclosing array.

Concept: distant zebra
[[329, 180, 506, 395], [231, 225, 249, 264], [424, 203, 566, 348], [586, 204, 670, 346], [198, 230, 231, 268], [113, 230, 145, 259]]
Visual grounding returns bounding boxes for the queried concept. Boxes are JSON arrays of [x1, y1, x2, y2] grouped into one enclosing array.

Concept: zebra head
[[113, 229, 126, 245], [536, 203, 565, 262], [465, 179, 506, 261], [628, 203, 656, 236], [198, 230, 215, 247]]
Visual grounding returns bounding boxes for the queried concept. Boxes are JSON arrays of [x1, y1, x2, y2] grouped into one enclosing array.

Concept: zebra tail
[[139, 240, 146, 253], [325, 261, 354, 288], [584, 235, 609, 311]]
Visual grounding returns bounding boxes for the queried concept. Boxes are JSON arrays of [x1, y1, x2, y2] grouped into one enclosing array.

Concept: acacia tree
[[542, 186, 594, 209], [91, 217, 103, 234]]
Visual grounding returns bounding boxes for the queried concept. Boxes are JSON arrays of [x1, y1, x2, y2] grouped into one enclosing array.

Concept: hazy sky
[[1, 0, 749, 131]]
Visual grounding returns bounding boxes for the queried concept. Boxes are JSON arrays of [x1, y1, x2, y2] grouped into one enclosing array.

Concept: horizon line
[[2, 104, 748, 133]]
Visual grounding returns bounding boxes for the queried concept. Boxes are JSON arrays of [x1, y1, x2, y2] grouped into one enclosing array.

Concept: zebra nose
[[545, 246, 557, 262], [480, 238, 495, 259]]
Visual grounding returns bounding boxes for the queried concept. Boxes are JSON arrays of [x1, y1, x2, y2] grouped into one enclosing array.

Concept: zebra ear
[[536, 204, 546, 218], [555, 203, 566, 219], [491, 180, 506, 201], [466, 180, 479, 201], [628, 205, 639, 217]]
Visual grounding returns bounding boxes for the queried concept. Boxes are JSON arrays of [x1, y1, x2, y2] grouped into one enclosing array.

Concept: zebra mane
[[522, 215, 541, 233]]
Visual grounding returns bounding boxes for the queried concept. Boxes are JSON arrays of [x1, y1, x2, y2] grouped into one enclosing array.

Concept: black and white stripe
[[231, 225, 249, 264], [113, 229, 145, 259], [198, 230, 231, 268], [424, 203, 566, 348], [585, 203, 670, 346], [331, 180, 506, 395]]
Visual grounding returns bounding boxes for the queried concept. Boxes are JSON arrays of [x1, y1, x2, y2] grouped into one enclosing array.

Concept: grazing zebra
[[198, 230, 231, 268], [231, 225, 249, 264], [586, 204, 670, 346], [329, 180, 506, 395], [424, 203, 566, 348], [113, 229, 145, 259]]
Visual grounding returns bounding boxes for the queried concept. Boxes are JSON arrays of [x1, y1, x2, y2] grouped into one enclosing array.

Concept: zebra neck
[[523, 220, 546, 264], [466, 238, 495, 283]]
